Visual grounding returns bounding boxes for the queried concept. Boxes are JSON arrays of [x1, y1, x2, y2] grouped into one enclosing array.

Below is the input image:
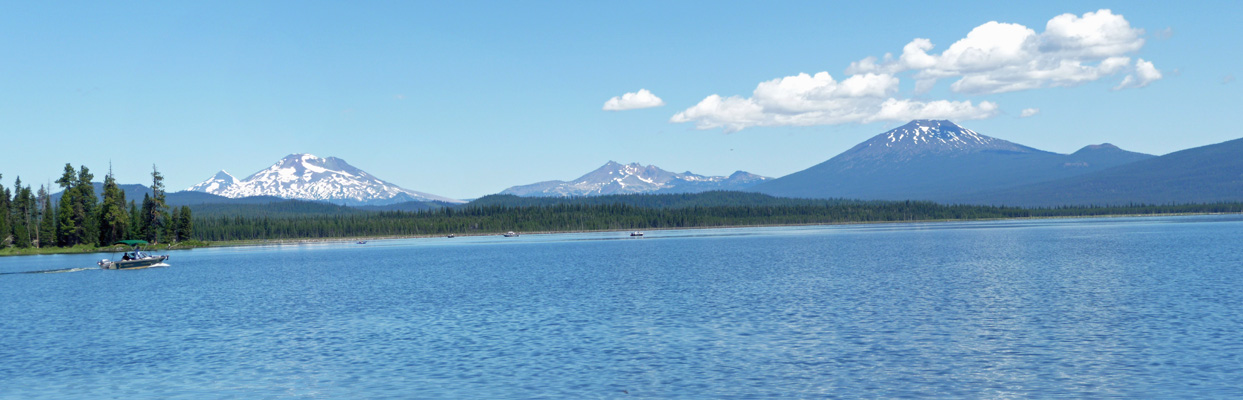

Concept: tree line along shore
[[2, 164, 1242, 256]]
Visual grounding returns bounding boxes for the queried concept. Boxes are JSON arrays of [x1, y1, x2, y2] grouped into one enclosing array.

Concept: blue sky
[[1, 1, 1238, 199]]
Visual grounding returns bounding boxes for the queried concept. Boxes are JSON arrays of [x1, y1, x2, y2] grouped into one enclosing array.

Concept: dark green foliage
[[55, 164, 78, 246], [97, 171, 130, 245], [128, 200, 140, 240], [37, 186, 55, 248], [191, 198, 1243, 242], [0, 174, 9, 247], [53, 164, 99, 246], [11, 177, 34, 248], [174, 206, 193, 242], [76, 166, 98, 245], [144, 165, 170, 243], [140, 193, 154, 242]]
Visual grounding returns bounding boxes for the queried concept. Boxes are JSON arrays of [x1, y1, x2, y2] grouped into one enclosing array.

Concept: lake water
[[2, 215, 1243, 398]]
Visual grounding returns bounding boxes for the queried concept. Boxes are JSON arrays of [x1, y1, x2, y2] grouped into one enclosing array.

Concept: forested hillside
[[192, 201, 1243, 241]]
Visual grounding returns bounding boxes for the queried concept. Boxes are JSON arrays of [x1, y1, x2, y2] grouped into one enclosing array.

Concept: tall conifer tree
[[178, 206, 193, 241], [55, 165, 75, 246], [75, 166, 98, 246], [0, 174, 9, 247], [37, 185, 54, 248], [11, 177, 31, 248], [98, 169, 130, 245], [147, 165, 169, 243], [140, 193, 154, 242], [128, 200, 140, 240]]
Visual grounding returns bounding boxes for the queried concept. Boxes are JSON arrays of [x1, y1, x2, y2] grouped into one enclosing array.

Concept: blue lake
[[3, 215, 1243, 398]]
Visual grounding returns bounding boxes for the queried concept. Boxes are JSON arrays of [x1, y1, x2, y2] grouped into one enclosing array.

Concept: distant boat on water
[[503, 231, 519, 237], [630, 231, 644, 237], [357, 241, 367, 244], [447, 234, 456, 238]]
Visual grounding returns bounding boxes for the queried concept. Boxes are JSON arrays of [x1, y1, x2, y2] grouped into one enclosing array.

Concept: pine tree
[[55, 164, 77, 246], [75, 166, 98, 246], [140, 193, 155, 242], [170, 206, 182, 242], [147, 165, 169, 243], [0, 174, 10, 248], [11, 177, 32, 248], [97, 169, 130, 245], [178, 206, 193, 241], [128, 200, 140, 240], [37, 185, 54, 248]]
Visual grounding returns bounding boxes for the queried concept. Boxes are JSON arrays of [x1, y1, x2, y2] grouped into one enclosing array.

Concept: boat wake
[[0, 267, 100, 275], [150, 263, 171, 268]]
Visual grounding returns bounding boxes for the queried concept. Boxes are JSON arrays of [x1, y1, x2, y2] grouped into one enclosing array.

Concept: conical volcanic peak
[[881, 120, 991, 147], [839, 120, 1043, 163]]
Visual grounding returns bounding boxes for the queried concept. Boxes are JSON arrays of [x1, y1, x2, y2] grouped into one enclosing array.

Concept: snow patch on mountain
[[186, 154, 463, 205], [186, 170, 239, 194], [842, 119, 1046, 163]]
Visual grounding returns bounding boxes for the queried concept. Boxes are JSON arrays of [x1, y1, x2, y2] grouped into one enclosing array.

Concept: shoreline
[[192, 211, 1241, 249], [2, 211, 1237, 257]]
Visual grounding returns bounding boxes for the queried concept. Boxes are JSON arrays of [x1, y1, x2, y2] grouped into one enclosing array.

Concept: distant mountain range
[[751, 120, 1158, 204], [52, 121, 1240, 209], [501, 161, 770, 197], [186, 154, 463, 206], [956, 136, 1243, 206]]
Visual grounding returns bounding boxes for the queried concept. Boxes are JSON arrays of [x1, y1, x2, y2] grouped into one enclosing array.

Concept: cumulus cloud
[[672, 9, 1159, 132], [669, 71, 997, 132], [1114, 58, 1163, 89], [848, 9, 1156, 95], [1020, 108, 1040, 117], [602, 89, 665, 111]]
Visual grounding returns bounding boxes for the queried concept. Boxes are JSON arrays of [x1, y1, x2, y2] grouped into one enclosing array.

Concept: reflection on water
[[1, 214, 1242, 398]]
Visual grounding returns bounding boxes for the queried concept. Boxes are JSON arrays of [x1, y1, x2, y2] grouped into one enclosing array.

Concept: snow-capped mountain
[[836, 119, 1043, 164], [751, 119, 1154, 202], [186, 170, 240, 193], [501, 161, 770, 197], [186, 154, 463, 205]]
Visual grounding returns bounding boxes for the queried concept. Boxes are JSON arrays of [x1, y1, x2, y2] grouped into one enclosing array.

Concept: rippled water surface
[[3, 215, 1243, 398]]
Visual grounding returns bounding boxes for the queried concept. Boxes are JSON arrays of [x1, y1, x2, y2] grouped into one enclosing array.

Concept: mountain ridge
[[955, 136, 1243, 206], [500, 161, 770, 197]]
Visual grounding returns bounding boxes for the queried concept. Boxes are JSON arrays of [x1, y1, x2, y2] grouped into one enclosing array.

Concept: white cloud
[[866, 99, 999, 123], [1040, 9, 1146, 58], [672, 9, 1159, 132], [1115, 58, 1163, 90], [1020, 108, 1040, 117], [602, 89, 665, 111], [848, 9, 1155, 95], [670, 71, 996, 132]]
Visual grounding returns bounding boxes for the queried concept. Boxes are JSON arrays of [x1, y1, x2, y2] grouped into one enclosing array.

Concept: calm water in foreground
[[2, 215, 1242, 398]]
